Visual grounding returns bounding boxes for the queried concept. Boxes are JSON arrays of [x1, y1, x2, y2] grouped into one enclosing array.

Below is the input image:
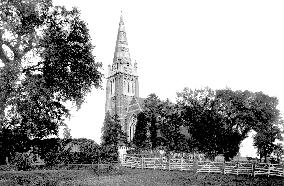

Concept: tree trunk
[[5, 156, 9, 165]]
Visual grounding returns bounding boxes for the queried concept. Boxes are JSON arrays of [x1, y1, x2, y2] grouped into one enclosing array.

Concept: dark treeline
[[2, 137, 102, 170], [132, 87, 283, 162]]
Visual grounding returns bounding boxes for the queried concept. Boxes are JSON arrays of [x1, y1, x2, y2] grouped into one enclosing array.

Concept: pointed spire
[[120, 10, 123, 24], [113, 12, 131, 65]]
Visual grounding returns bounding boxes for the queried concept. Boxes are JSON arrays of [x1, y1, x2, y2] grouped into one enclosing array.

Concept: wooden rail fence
[[121, 156, 284, 177]]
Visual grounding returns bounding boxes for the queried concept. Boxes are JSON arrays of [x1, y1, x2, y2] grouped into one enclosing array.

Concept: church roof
[[128, 96, 143, 113], [124, 97, 144, 126], [113, 13, 132, 65], [138, 97, 145, 108]]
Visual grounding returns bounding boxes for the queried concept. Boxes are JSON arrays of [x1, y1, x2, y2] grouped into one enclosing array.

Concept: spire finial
[[120, 10, 123, 23]]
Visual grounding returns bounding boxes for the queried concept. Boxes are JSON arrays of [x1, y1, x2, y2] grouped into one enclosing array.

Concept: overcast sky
[[51, 0, 284, 157]]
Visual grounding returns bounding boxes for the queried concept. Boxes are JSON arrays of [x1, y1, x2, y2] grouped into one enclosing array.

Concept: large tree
[[133, 112, 150, 149], [0, 0, 102, 163], [101, 112, 126, 162], [177, 87, 283, 160], [249, 92, 282, 161], [143, 93, 163, 149], [134, 94, 190, 153], [159, 100, 189, 152]]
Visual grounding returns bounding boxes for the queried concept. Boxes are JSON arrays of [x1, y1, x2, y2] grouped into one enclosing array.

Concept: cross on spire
[[113, 11, 131, 65]]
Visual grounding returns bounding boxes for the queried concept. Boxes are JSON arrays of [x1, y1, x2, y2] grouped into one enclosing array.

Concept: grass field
[[1, 167, 284, 185]]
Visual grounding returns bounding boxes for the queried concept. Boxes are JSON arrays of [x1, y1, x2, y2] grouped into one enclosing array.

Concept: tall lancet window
[[110, 81, 112, 94], [128, 82, 130, 93], [129, 115, 137, 141], [112, 79, 115, 95]]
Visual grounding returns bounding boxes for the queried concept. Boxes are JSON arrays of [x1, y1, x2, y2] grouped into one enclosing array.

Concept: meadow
[[1, 166, 284, 185]]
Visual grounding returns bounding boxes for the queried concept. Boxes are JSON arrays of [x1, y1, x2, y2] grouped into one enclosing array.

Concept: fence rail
[[197, 162, 222, 173], [121, 156, 284, 177]]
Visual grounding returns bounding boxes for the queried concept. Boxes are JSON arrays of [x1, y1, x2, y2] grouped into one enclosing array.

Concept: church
[[105, 14, 143, 142]]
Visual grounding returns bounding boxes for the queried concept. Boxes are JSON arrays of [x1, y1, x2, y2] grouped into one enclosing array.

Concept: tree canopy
[[101, 112, 126, 162], [133, 112, 150, 149], [133, 88, 283, 161], [177, 87, 283, 160], [0, 0, 102, 163]]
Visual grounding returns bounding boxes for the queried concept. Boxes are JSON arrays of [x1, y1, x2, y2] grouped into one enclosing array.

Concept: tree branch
[[19, 34, 39, 59], [23, 62, 43, 73], [21, 39, 34, 56], [0, 29, 12, 64], [2, 39, 17, 56], [0, 44, 11, 65]]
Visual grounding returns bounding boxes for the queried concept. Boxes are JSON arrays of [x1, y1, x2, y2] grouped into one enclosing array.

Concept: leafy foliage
[[273, 143, 284, 162], [11, 152, 34, 171], [178, 88, 283, 160], [159, 101, 187, 152], [101, 112, 126, 162], [63, 138, 100, 164], [177, 88, 283, 160], [133, 112, 150, 149], [0, 0, 102, 163], [253, 127, 282, 162], [31, 138, 100, 165], [31, 138, 63, 166], [133, 88, 282, 161], [63, 125, 72, 139], [143, 94, 163, 148]]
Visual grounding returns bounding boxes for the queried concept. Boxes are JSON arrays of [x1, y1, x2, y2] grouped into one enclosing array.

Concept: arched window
[[112, 79, 115, 94], [129, 115, 137, 141], [110, 81, 112, 94], [128, 82, 130, 93]]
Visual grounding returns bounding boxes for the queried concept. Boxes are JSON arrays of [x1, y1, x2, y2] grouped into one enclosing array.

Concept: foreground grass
[[72, 168, 284, 186], [0, 169, 99, 185], [1, 167, 284, 185]]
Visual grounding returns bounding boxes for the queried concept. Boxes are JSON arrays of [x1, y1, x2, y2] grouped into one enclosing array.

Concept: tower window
[[113, 80, 115, 94], [110, 81, 112, 94], [128, 82, 130, 93]]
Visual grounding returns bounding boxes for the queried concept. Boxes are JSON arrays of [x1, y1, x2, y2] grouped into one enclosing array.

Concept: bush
[[100, 145, 118, 163], [0, 165, 17, 171], [12, 152, 34, 171], [44, 151, 62, 167]]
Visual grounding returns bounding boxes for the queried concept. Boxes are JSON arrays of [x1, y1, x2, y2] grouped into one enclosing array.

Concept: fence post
[[181, 157, 183, 171], [267, 163, 270, 177], [236, 162, 239, 176], [168, 157, 171, 171], [193, 159, 198, 173], [251, 162, 254, 177], [283, 163, 284, 177]]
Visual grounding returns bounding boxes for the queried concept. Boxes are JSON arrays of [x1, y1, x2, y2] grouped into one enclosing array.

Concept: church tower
[[105, 14, 140, 137]]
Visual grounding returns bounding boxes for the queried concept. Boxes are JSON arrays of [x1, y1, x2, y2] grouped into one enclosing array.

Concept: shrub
[[44, 151, 62, 167], [0, 165, 17, 171], [12, 152, 34, 171]]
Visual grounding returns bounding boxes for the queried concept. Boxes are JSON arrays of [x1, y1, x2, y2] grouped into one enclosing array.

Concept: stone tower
[[105, 14, 140, 137]]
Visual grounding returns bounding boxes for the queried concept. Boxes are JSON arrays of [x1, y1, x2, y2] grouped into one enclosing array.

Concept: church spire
[[113, 12, 131, 65]]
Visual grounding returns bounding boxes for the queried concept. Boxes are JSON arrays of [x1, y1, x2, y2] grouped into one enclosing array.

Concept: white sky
[[50, 0, 284, 157]]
